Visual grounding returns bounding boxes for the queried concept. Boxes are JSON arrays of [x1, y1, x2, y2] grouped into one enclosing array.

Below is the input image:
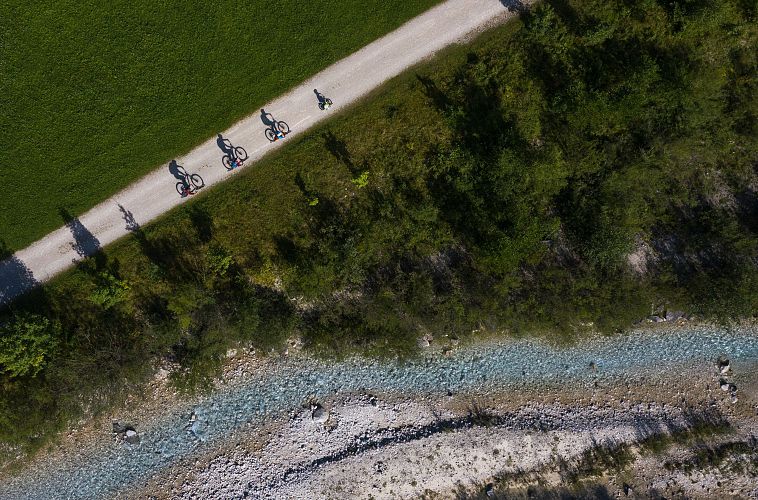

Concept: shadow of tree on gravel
[[59, 208, 103, 264], [0, 251, 39, 309], [499, 0, 527, 13], [117, 204, 141, 233]]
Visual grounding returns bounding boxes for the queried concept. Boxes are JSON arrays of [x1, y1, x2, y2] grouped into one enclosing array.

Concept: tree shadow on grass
[[294, 172, 324, 203], [415, 74, 451, 112], [322, 131, 356, 173], [118, 203, 176, 274], [188, 205, 214, 243], [416, 73, 510, 157], [118, 203, 197, 278]]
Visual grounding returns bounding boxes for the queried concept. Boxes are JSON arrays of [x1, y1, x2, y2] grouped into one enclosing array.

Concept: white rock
[[312, 404, 328, 423]]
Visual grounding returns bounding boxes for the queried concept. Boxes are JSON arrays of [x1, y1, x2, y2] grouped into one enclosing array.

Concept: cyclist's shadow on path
[[216, 134, 234, 156], [260, 108, 276, 129], [168, 159, 186, 182]]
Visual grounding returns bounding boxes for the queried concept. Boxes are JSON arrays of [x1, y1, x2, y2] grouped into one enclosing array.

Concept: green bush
[[88, 272, 131, 310], [0, 314, 60, 378]]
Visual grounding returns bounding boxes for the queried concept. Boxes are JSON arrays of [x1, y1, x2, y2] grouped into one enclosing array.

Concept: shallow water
[[2, 325, 757, 499]]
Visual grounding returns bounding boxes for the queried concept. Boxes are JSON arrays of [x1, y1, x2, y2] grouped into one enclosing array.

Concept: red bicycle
[[176, 172, 205, 197]]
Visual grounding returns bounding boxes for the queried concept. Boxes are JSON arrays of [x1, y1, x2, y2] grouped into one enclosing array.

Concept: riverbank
[[1, 323, 756, 498]]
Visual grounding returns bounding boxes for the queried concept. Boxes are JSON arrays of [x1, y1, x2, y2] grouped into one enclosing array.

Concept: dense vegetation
[[1, 0, 757, 456], [0, 0, 439, 250]]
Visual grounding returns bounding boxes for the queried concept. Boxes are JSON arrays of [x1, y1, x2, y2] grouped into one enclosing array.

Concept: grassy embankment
[[0, 0, 439, 251], [1, 0, 757, 456]]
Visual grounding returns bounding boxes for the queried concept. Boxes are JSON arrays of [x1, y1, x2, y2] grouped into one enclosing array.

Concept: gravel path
[[1, 324, 756, 499], [0, 0, 523, 306]]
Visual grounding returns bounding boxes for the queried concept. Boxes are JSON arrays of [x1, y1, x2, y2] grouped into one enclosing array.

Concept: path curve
[[0, 0, 523, 306]]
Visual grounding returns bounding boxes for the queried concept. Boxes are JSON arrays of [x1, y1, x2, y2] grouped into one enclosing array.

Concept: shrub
[[0, 314, 61, 378]]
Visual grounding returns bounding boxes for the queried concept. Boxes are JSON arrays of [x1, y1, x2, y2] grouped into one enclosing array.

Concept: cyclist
[[314, 89, 331, 110], [178, 179, 193, 197]]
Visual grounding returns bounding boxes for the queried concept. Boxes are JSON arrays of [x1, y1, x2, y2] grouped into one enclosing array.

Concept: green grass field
[[0, 0, 439, 251]]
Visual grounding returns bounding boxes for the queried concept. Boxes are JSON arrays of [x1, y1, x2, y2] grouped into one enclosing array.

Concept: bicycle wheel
[[265, 128, 277, 142], [190, 173, 204, 189], [277, 121, 290, 134], [176, 182, 187, 196], [235, 146, 248, 161], [325, 98, 332, 106], [222, 155, 233, 170]]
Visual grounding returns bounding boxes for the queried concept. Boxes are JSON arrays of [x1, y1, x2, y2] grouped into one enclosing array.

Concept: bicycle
[[220, 139, 248, 171], [176, 172, 205, 197], [222, 151, 247, 170], [221, 156, 245, 170], [314, 89, 333, 110], [265, 120, 290, 142]]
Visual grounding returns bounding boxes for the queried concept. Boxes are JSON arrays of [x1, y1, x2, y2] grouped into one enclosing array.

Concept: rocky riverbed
[[1, 324, 757, 499]]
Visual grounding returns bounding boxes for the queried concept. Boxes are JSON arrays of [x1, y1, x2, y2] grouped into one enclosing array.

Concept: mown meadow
[[0, 0, 439, 250], [1, 0, 756, 457]]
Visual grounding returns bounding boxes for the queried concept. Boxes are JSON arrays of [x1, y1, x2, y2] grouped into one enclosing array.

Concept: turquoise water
[[2, 325, 757, 499]]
